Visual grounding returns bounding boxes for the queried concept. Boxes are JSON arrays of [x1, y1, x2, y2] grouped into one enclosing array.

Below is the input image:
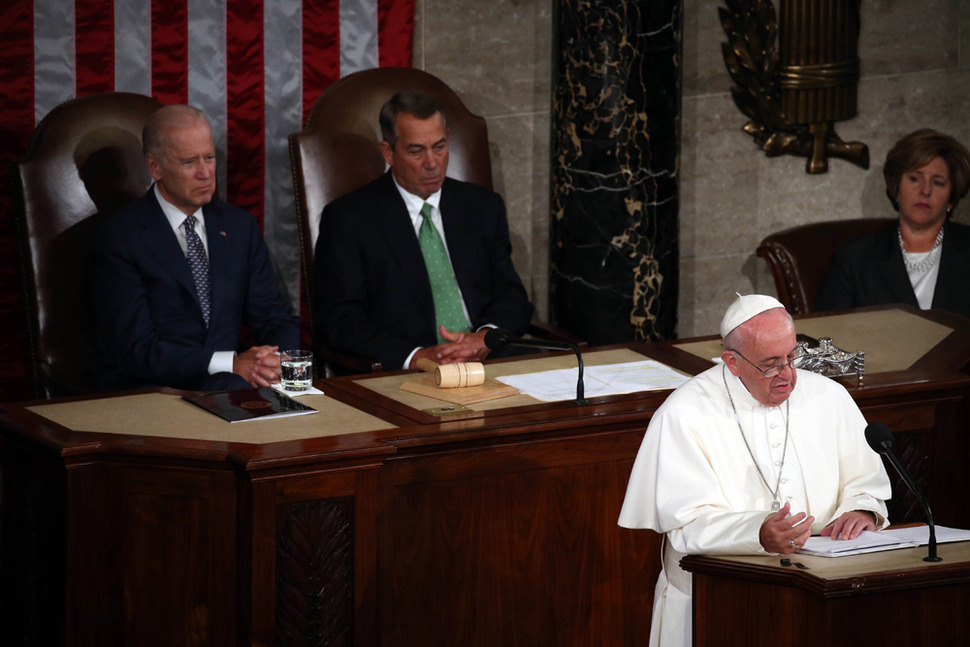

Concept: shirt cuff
[[403, 347, 421, 371], [209, 350, 235, 375]]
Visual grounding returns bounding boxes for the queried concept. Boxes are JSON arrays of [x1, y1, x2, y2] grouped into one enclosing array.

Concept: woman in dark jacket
[[816, 129, 970, 318]]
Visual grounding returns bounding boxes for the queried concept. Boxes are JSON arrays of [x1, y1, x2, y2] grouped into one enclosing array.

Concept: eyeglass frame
[[728, 348, 798, 379]]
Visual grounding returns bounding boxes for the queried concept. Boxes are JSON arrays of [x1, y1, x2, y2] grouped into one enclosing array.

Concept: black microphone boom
[[483, 329, 587, 405], [865, 421, 941, 562]]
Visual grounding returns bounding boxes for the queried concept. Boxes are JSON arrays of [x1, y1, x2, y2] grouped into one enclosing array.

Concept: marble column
[[551, 0, 682, 344]]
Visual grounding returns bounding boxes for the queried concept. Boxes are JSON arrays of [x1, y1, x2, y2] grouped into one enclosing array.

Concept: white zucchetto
[[719, 293, 786, 339]]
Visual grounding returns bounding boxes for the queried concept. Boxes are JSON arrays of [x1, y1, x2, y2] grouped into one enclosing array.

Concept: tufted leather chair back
[[756, 218, 894, 315], [13, 92, 163, 397], [289, 67, 493, 372]]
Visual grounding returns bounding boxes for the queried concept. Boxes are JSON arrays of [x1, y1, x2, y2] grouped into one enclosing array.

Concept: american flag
[[0, 0, 413, 400]]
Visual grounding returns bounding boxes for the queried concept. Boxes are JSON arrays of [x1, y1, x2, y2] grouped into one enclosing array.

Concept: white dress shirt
[[392, 177, 482, 369], [154, 184, 234, 376]]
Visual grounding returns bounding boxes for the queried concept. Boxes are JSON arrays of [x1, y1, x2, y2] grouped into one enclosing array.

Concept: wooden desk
[[0, 349, 669, 646], [683, 542, 970, 645], [2, 306, 969, 645]]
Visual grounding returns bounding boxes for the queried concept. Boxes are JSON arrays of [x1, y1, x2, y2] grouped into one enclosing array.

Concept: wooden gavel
[[415, 358, 485, 388]]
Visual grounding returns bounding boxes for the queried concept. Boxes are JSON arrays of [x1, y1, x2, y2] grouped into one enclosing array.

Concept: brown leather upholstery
[[756, 218, 894, 315], [289, 67, 495, 373], [13, 92, 163, 397]]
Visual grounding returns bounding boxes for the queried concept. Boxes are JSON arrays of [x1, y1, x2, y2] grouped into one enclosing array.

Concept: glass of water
[[280, 350, 313, 391]]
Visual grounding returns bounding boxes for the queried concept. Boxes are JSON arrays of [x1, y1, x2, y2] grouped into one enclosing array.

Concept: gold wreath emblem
[[719, 0, 869, 173]]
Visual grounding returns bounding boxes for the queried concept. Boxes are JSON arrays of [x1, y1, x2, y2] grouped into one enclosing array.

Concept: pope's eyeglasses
[[730, 349, 797, 379]]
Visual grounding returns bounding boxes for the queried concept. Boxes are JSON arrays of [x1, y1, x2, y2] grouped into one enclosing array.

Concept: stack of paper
[[496, 359, 690, 402], [799, 525, 970, 557]]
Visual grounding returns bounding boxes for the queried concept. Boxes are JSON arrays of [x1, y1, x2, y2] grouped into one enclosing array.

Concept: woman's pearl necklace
[[898, 225, 944, 273]]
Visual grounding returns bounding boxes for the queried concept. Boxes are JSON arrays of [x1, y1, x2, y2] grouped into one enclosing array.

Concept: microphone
[[865, 421, 941, 562], [483, 329, 587, 405]]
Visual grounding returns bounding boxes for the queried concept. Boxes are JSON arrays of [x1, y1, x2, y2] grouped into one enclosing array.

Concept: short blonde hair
[[883, 128, 970, 214]]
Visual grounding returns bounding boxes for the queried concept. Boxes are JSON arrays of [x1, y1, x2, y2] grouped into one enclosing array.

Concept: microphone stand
[[485, 330, 587, 405], [867, 422, 941, 563], [883, 451, 941, 563]]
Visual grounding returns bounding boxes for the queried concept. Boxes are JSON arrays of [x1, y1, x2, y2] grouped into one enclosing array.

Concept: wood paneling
[[379, 429, 657, 646]]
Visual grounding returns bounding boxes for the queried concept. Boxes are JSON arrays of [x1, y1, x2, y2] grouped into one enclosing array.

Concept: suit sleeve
[[815, 244, 858, 312], [313, 200, 422, 369], [239, 216, 300, 349], [462, 192, 534, 335]]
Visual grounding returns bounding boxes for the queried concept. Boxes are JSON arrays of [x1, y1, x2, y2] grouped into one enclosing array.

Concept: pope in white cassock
[[618, 294, 892, 647]]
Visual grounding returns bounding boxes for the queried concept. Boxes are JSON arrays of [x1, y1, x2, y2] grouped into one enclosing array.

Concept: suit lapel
[[138, 191, 197, 299], [441, 179, 489, 326], [203, 203, 228, 331], [439, 180, 468, 276], [375, 174, 437, 329], [439, 180, 474, 298], [872, 225, 919, 307]]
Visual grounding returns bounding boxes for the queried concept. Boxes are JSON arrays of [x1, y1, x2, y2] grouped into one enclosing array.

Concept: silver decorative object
[[794, 336, 864, 377]]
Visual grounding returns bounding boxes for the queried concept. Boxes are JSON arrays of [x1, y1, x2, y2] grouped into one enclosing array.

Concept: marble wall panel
[[487, 111, 552, 319], [413, 0, 552, 319], [550, 0, 682, 344], [680, 92, 765, 260], [679, 253, 765, 337], [858, 0, 960, 75], [418, 0, 552, 115], [682, 0, 733, 96], [962, 3, 970, 68]]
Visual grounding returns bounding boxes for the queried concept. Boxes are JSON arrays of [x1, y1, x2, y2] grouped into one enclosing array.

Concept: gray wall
[[414, 0, 970, 338], [413, 0, 553, 322]]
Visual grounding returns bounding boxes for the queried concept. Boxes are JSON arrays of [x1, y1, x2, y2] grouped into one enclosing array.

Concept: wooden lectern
[[682, 541, 970, 645]]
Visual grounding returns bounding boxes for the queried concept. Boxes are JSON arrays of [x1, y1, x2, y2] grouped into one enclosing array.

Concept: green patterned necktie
[[417, 202, 469, 342]]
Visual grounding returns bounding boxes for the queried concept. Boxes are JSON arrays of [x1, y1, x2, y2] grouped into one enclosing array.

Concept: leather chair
[[13, 92, 163, 397], [290, 67, 573, 374], [756, 218, 894, 315]]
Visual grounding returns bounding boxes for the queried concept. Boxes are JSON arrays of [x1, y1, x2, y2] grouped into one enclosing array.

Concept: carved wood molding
[[276, 497, 355, 647]]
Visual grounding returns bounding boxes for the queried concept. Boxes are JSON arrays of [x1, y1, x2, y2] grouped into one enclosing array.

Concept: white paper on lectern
[[799, 525, 970, 557], [496, 359, 690, 402]]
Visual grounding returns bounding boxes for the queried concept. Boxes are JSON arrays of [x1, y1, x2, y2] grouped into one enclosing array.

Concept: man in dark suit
[[314, 90, 534, 370], [87, 104, 299, 391]]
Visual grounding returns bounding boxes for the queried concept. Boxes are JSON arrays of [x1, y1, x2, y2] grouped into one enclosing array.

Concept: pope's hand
[[760, 502, 814, 554]]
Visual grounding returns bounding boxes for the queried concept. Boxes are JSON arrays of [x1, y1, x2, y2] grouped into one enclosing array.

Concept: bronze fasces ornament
[[719, 0, 869, 174]]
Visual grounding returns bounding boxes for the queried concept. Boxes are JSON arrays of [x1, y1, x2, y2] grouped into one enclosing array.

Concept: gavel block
[[400, 358, 518, 405], [415, 358, 485, 388]]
